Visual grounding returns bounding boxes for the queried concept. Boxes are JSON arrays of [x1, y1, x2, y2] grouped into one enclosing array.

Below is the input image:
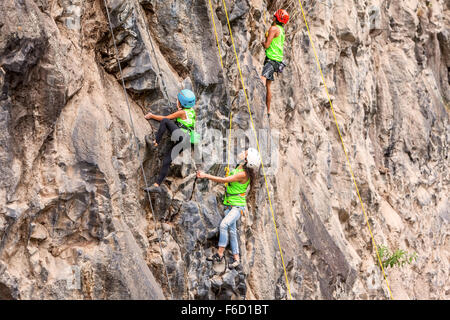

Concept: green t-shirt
[[176, 108, 196, 130], [265, 25, 285, 62], [224, 167, 250, 206]]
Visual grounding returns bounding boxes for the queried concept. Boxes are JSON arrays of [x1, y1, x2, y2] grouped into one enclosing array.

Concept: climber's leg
[[228, 206, 243, 268], [152, 119, 189, 186], [155, 149, 173, 186], [155, 118, 179, 144], [261, 58, 275, 83], [260, 75, 267, 85], [155, 135, 185, 186], [144, 135, 176, 190], [217, 206, 233, 251], [261, 57, 275, 115], [228, 207, 243, 256], [207, 206, 232, 263], [228, 219, 237, 255], [266, 79, 273, 115], [218, 206, 241, 256]]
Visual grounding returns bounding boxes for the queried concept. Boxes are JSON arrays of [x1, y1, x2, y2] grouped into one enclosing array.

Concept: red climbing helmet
[[274, 9, 289, 24]]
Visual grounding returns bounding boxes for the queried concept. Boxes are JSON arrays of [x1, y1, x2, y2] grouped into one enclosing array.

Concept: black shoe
[[145, 134, 154, 146], [207, 253, 224, 263], [145, 134, 158, 148]]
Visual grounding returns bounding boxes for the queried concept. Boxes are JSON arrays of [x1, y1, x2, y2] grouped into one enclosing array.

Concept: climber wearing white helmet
[[196, 148, 261, 269]]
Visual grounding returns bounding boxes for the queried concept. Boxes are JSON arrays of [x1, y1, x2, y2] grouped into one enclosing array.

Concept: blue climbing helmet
[[177, 89, 196, 108]]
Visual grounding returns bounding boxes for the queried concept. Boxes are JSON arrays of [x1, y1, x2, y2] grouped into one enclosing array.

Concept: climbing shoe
[[145, 134, 154, 146], [229, 259, 240, 269], [207, 253, 224, 263], [145, 134, 158, 148]]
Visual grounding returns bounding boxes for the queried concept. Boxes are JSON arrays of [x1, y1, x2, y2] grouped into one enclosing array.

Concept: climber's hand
[[197, 171, 206, 179], [144, 112, 153, 120]]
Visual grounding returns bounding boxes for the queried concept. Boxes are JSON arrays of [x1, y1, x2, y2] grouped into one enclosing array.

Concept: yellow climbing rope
[[218, 0, 293, 299], [208, 0, 233, 181], [208, 0, 224, 70], [226, 111, 233, 177], [296, 0, 394, 299]]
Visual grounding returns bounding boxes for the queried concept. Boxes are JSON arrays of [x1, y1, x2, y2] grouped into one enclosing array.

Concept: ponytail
[[243, 163, 256, 195]]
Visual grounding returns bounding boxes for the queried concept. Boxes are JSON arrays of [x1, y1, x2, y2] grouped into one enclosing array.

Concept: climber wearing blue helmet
[[144, 89, 197, 191]]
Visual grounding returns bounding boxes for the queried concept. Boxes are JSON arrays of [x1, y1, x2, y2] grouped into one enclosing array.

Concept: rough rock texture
[[0, 0, 448, 300]]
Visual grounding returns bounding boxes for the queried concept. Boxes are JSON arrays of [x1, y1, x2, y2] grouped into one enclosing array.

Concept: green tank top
[[176, 108, 196, 129], [224, 167, 250, 206], [265, 25, 285, 62]]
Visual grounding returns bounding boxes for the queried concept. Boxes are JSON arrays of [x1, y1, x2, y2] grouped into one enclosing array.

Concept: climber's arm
[[196, 171, 247, 184], [262, 26, 279, 49], [144, 110, 185, 121]]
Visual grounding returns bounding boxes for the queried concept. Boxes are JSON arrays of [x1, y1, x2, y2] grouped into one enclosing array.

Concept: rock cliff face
[[0, 0, 448, 300]]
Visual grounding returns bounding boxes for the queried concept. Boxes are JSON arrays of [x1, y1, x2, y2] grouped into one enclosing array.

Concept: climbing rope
[[295, 0, 394, 299], [208, 0, 233, 180], [103, 0, 174, 300], [136, 4, 173, 110], [208, 0, 224, 70], [137, 2, 201, 184], [226, 111, 233, 177], [214, 0, 294, 299]]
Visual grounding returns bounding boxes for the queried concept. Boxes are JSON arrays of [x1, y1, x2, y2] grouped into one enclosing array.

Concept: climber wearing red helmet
[[261, 9, 289, 117]]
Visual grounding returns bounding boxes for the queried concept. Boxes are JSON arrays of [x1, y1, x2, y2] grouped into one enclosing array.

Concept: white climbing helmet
[[246, 148, 261, 169]]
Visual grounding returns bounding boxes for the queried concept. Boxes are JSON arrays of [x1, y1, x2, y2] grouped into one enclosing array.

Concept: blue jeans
[[218, 206, 245, 255]]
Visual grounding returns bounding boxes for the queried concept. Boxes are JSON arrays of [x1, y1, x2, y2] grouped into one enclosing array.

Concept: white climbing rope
[[102, 0, 174, 300], [136, 1, 200, 188]]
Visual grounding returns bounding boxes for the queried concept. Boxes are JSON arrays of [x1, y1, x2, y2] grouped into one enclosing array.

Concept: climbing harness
[[295, 0, 394, 299], [177, 122, 201, 145], [225, 192, 246, 197], [224, 167, 250, 207], [278, 60, 287, 73], [207, 0, 294, 300], [176, 108, 200, 145], [103, 0, 174, 300]]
